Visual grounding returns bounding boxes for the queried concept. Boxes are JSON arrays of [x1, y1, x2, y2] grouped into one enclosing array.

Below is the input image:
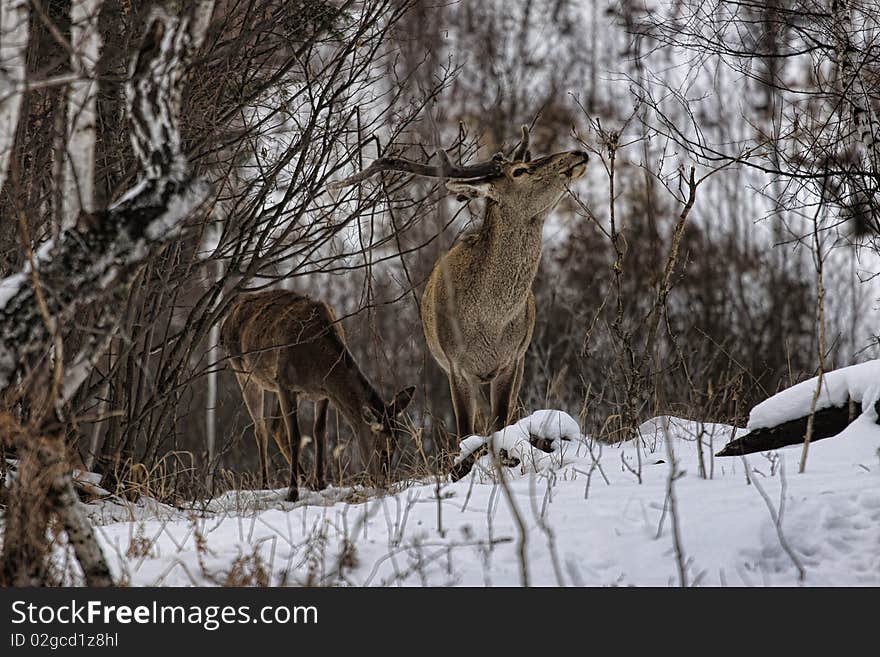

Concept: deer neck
[[474, 200, 547, 306], [327, 355, 385, 435]]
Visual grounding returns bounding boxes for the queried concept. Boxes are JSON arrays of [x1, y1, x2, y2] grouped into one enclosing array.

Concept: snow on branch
[[0, 5, 214, 400]]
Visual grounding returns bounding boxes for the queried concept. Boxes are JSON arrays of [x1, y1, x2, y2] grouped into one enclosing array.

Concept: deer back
[[221, 290, 357, 397]]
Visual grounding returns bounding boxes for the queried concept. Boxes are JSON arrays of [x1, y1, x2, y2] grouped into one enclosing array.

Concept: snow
[[143, 178, 212, 241], [748, 360, 880, 430], [454, 409, 582, 473], [0, 238, 63, 313], [0, 271, 25, 309], [65, 408, 880, 586], [0, 239, 60, 313]]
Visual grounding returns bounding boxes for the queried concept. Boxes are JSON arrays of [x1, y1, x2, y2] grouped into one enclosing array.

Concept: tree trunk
[[62, 0, 104, 230], [0, 3, 215, 587], [0, 0, 29, 193], [831, 0, 880, 168]]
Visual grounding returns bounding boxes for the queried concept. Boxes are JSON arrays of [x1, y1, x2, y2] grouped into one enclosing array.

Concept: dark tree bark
[[715, 402, 866, 457]]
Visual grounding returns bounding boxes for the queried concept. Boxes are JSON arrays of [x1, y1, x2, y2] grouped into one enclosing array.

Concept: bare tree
[[0, 2, 214, 586], [642, 0, 880, 236], [7, 0, 442, 497]]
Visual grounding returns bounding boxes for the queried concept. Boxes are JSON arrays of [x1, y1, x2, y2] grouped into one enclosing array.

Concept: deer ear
[[445, 180, 497, 201], [361, 405, 384, 432], [388, 386, 415, 417]]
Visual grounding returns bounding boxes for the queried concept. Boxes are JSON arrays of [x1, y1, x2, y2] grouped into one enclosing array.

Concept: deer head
[[361, 385, 415, 477], [329, 125, 589, 218]]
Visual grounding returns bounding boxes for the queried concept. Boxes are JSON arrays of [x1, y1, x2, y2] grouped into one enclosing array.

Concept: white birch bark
[[0, 0, 29, 195], [205, 227, 223, 491], [62, 0, 103, 230], [206, 313, 220, 489], [190, 0, 215, 50], [0, 5, 215, 587], [831, 0, 880, 171]]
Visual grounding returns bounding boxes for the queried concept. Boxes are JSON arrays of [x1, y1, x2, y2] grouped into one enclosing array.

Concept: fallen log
[[715, 402, 860, 456]]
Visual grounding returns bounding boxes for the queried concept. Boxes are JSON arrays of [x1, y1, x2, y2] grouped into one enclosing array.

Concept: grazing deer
[[220, 290, 414, 501], [331, 126, 588, 477]]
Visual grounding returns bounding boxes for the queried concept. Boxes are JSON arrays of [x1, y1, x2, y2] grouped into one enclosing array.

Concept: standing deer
[[221, 290, 414, 501], [330, 126, 588, 477]]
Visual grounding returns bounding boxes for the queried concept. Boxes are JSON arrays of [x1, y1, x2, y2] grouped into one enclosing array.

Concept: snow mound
[[83, 495, 187, 526], [455, 409, 584, 474], [520, 409, 582, 442], [637, 416, 745, 454], [206, 485, 366, 514], [748, 360, 880, 430]]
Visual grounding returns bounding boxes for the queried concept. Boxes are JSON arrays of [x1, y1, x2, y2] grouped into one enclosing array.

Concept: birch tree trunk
[[61, 0, 104, 230], [831, 0, 880, 172], [205, 226, 224, 492], [0, 3, 215, 587], [0, 0, 29, 195]]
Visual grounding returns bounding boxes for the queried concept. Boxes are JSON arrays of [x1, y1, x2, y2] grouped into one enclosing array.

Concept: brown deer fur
[[221, 290, 414, 501], [329, 125, 588, 478], [422, 139, 588, 475]]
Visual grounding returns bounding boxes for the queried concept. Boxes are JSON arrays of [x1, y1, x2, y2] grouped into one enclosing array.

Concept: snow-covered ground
[[82, 405, 880, 587]]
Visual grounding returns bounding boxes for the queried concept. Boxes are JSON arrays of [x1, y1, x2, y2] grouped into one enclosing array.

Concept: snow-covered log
[[0, 4, 214, 587], [0, 0, 29, 194], [716, 360, 880, 456], [715, 405, 856, 456]]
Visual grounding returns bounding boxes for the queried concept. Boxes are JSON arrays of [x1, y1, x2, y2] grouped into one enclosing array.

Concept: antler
[[510, 124, 531, 162], [327, 148, 503, 189]]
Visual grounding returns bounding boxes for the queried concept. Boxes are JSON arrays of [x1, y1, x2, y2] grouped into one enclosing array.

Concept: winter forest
[[0, 0, 879, 588]]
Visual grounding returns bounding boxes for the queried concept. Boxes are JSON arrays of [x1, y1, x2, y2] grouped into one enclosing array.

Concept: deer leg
[[276, 388, 301, 503], [490, 358, 525, 432], [267, 395, 292, 464], [268, 394, 310, 483], [510, 356, 525, 419], [448, 370, 479, 481], [313, 398, 328, 491], [448, 370, 476, 438], [237, 374, 271, 489]]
